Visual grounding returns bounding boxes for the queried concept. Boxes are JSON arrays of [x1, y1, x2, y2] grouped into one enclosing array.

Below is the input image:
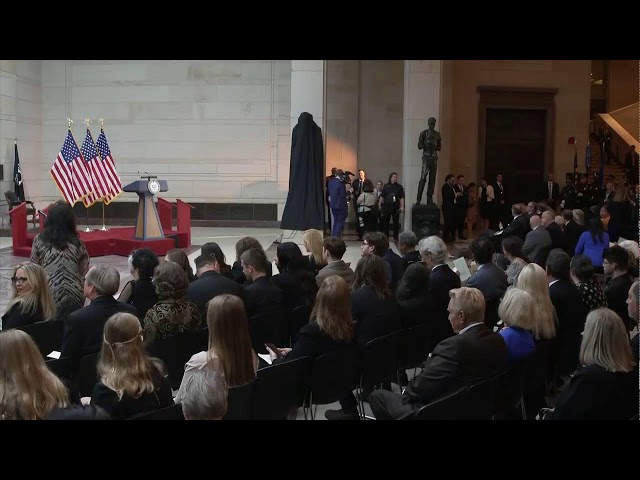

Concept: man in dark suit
[[454, 174, 469, 240], [351, 169, 367, 201], [441, 174, 458, 242], [624, 145, 639, 185], [397, 230, 421, 269], [60, 266, 139, 376], [493, 173, 509, 228], [315, 236, 355, 288], [325, 167, 337, 232], [492, 203, 530, 254], [546, 249, 587, 377], [562, 209, 585, 254], [522, 215, 552, 265], [327, 169, 348, 238], [603, 246, 634, 331], [368, 287, 508, 420], [419, 235, 459, 352], [187, 253, 244, 321], [542, 173, 560, 211], [466, 236, 508, 329], [541, 211, 569, 253], [241, 248, 285, 352]]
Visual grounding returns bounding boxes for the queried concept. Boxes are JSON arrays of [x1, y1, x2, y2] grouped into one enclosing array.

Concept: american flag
[[81, 129, 111, 207], [96, 128, 122, 203], [50, 130, 93, 205]]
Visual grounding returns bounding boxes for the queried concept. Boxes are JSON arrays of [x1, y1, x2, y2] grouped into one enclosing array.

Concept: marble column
[[401, 60, 448, 232]]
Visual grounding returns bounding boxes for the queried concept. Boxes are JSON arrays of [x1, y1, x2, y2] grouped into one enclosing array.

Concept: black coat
[[273, 321, 354, 364], [1, 303, 45, 330], [186, 270, 245, 321], [351, 285, 401, 345]]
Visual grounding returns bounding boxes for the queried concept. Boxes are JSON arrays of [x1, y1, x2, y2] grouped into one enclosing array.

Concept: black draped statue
[[280, 112, 324, 231]]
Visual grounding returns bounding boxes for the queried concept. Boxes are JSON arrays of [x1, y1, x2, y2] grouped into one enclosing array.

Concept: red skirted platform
[[8, 199, 193, 258]]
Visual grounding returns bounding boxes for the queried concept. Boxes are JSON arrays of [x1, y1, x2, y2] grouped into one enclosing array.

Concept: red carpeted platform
[[8, 199, 193, 258]]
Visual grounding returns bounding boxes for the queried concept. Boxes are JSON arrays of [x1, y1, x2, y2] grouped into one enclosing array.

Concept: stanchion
[[100, 201, 107, 231]]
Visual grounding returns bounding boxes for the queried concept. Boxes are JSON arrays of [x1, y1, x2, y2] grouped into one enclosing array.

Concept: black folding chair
[[493, 357, 531, 420], [147, 330, 208, 390], [18, 320, 64, 358], [358, 331, 401, 419], [75, 352, 99, 398], [408, 386, 468, 420], [128, 402, 185, 420], [252, 356, 312, 420], [395, 324, 430, 386], [305, 347, 360, 420], [223, 380, 256, 420], [289, 304, 312, 347]]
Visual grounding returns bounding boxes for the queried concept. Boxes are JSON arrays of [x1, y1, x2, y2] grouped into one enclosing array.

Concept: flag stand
[[100, 201, 108, 231], [84, 206, 91, 232]]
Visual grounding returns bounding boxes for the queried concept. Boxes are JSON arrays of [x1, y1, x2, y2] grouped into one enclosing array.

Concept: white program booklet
[[258, 353, 273, 365], [453, 257, 472, 282], [47, 350, 61, 359]]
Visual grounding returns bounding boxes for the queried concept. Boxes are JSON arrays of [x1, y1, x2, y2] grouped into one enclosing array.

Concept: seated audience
[[180, 368, 228, 420], [46, 404, 111, 420], [542, 308, 637, 420], [175, 294, 257, 403], [118, 248, 159, 320], [0, 329, 69, 420], [272, 242, 318, 311], [316, 236, 355, 288], [522, 214, 552, 265], [60, 266, 138, 376], [575, 217, 609, 273], [241, 248, 285, 352], [570, 255, 607, 313], [201, 242, 234, 280], [498, 288, 536, 363], [302, 229, 327, 276], [143, 262, 202, 344], [186, 253, 244, 322], [515, 263, 557, 341], [270, 275, 355, 363], [90, 313, 174, 420], [626, 281, 639, 365], [603, 245, 634, 331], [617, 239, 639, 278], [165, 248, 196, 283], [397, 231, 421, 269], [395, 262, 430, 328], [361, 232, 394, 289], [368, 287, 508, 420], [2, 262, 55, 330], [501, 236, 530, 286], [231, 237, 272, 284]]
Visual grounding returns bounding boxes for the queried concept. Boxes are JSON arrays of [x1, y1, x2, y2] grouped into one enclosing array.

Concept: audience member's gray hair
[[180, 369, 228, 420], [85, 266, 120, 296], [418, 235, 447, 265], [398, 231, 417, 249]]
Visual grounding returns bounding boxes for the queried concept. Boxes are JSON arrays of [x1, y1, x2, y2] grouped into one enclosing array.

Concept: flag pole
[[82, 118, 92, 232], [99, 117, 108, 231]]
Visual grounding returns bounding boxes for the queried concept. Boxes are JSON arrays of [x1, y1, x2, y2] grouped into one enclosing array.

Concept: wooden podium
[[123, 178, 168, 240]]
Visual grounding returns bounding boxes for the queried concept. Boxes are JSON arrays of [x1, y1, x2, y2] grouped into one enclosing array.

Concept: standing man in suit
[[624, 145, 639, 185], [441, 174, 458, 242], [522, 215, 552, 264], [466, 236, 508, 329], [419, 235, 459, 352], [368, 287, 508, 420], [454, 174, 468, 240], [315, 236, 355, 288], [351, 169, 367, 201], [327, 169, 348, 238], [60, 266, 139, 377], [562, 209, 585, 254], [325, 167, 337, 233], [543, 173, 560, 211], [493, 174, 508, 229], [187, 254, 244, 322]]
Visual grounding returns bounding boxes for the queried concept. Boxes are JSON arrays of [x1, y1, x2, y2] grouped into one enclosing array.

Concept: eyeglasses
[[11, 276, 28, 285]]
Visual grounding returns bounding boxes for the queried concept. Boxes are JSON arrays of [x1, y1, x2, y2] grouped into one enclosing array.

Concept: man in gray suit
[[466, 236, 508, 329], [522, 214, 552, 264], [315, 236, 355, 288]]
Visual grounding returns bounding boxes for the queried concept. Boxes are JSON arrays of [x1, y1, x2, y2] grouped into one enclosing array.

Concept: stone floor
[[0, 225, 472, 420]]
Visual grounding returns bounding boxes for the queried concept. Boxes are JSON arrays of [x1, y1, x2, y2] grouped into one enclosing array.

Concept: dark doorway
[[485, 108, 547, 204]]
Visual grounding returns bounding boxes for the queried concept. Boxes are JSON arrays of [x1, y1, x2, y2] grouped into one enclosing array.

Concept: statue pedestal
[[411, 203, 441, 240]]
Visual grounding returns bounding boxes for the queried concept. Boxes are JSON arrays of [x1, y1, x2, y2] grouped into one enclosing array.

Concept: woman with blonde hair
[[0, 329, 69, 420], [542, 308, 637, 420], [515, 263, 557, 340], [303, 229, 326, 275], [2, 263, 56, 330], [175, 294, 258, 402], [269, 275, 355, 362], [90, 312, 174, 420], [497, 288, 536, 363]]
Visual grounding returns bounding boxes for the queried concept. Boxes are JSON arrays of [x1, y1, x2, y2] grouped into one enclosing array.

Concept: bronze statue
[[416, 117, 441, 205]]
